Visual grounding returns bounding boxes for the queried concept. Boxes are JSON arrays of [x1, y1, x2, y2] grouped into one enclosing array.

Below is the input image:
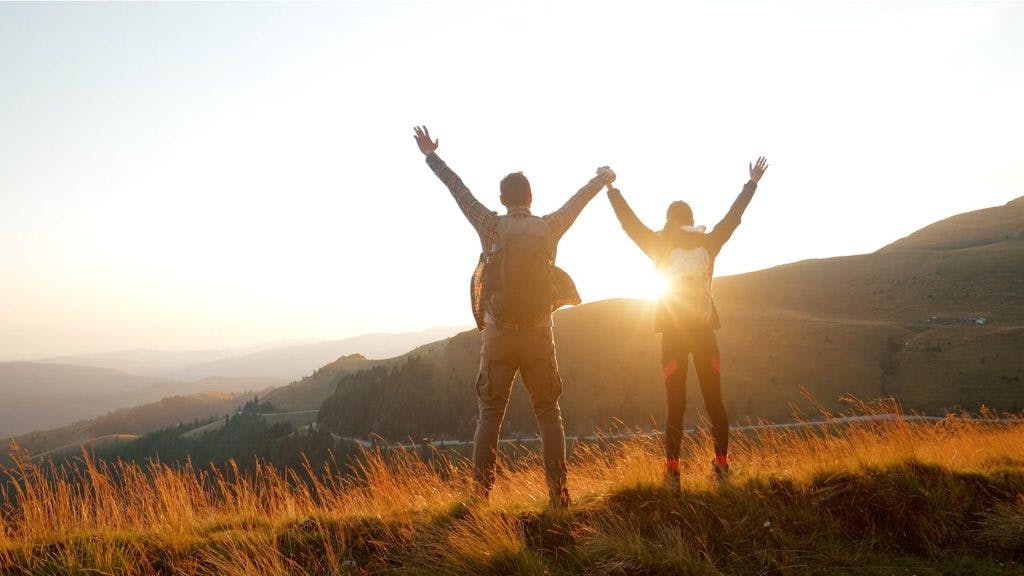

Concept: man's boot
[[549, 484, 571, 511], [663, 469, 682, 497]]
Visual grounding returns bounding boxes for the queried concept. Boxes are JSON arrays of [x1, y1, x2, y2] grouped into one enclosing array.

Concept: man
[[412, 125, 615, 509], [605, 157, 768, 495]]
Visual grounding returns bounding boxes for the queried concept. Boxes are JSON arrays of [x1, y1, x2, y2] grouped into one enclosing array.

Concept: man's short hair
[[500, 172, 532, 207], [666, 201, 694, 227]]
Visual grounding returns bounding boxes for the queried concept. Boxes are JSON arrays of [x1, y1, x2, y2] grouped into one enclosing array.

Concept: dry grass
[[1, 399, 1023, 575]]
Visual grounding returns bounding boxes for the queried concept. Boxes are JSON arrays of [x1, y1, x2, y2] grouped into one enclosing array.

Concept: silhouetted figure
[[607, 157, 768, 494], [413, 126, 615, 509]]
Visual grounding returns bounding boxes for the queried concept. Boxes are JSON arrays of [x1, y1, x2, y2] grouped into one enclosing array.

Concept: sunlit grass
[[1, 398, 1022, 574]]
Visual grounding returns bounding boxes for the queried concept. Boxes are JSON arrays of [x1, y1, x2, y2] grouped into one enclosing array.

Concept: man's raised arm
[[707, 156, 769, 254], [414, 125, 498, 242], [544, 166, 617, 242], [606, 187, 659, 259]]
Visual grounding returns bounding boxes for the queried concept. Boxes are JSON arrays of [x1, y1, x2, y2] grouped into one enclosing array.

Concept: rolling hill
[[316, 195, 1024, 440], [0, 362, 169, 438], [0, 390, 254, 465], [0, 329, 462, 461], [0, 362, 283, 438]]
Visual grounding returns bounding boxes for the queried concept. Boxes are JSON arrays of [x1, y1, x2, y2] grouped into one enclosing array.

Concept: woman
[[606, 157, 768, 494]]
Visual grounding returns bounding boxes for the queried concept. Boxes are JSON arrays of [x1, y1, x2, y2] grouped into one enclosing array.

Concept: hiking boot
[[712, 459, 731, 483], [549, 485, 571, 511], [663, 469, 681, 497]]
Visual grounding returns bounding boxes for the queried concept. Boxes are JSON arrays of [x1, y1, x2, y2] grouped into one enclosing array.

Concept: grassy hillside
[[315, 196, 1024, 441], [879, 195, 1024, 252], [140, 376, 285, 399], [712, 196, 1024, 415], [1, 405, 1021, 575]]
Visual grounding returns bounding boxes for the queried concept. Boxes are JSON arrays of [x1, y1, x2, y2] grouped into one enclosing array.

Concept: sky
[[1, 1, 1022, 361]]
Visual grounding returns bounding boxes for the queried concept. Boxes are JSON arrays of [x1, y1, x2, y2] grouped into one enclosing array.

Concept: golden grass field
[[1, 399, 1022, 575]]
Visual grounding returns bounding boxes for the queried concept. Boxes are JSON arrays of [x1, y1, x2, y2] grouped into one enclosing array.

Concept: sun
[[631, 269, 670, 301]]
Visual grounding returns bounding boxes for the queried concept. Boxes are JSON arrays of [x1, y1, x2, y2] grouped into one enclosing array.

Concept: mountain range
[[0, 326, 467, 440], [0, 362, 282, 438], [41, 326, 469, 381]]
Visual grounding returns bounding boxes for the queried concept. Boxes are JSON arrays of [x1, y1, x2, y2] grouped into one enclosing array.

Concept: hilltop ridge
[[880, 195, 1024, 252]]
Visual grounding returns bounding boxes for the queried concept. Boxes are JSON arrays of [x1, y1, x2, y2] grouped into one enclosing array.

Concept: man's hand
[[749, 156, 768, 184], [413, 125, 439, 156], [596, 166, 616, 186]]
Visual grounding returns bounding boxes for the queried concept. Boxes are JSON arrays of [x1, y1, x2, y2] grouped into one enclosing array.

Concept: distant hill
[[0, 362, 163, 398], [1, 391, 251, 464], [40, 348, 237, 378], [0, 327, 464, 457], [0, 362, 283, 437], [44, 326, 469, 382], [161, 326, 468, 381], [317, 196, 1024, 441], [0, 362, 166, 437]]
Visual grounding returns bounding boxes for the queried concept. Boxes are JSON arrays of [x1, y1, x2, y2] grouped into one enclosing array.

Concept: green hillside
[[263, 338, 452, 412], [261, 354, 382, 412]]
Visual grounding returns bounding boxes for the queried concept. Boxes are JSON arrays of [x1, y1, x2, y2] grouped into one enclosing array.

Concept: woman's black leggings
[[661, 328, 729, 460]]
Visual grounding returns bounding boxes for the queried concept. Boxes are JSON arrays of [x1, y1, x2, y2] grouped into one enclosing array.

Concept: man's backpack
[[660, 245, 714, 326], [482, 215, 553, 325]]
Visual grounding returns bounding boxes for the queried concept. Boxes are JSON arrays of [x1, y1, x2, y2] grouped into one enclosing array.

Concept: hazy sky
[[2, 1, 1022, 360]]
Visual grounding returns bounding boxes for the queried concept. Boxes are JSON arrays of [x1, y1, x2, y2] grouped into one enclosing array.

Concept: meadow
[[1, 399, 1022, 576]]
